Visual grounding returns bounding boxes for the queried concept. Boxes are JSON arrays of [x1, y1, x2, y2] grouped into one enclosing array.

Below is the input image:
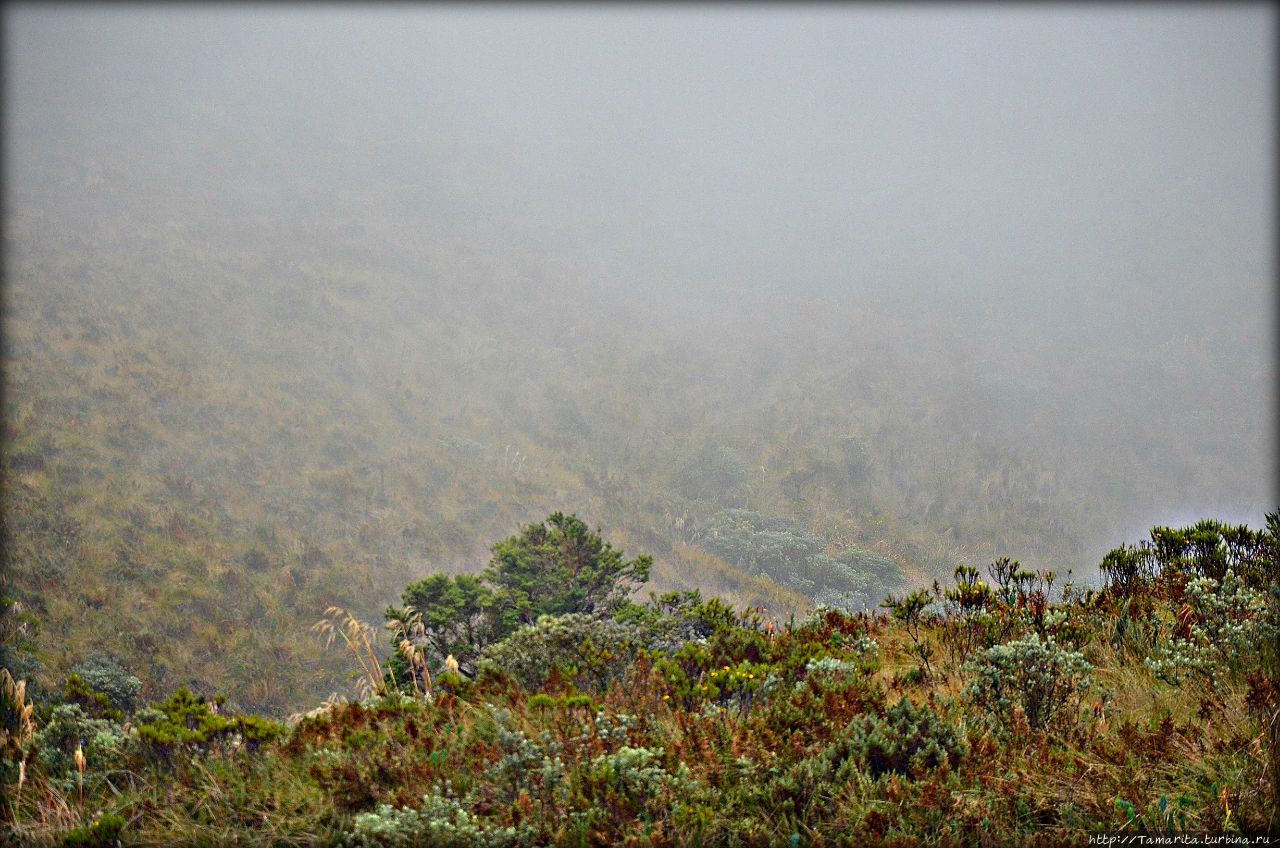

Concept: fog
[[12, 8, 1272, 294], [2, 5, 1274, 706]]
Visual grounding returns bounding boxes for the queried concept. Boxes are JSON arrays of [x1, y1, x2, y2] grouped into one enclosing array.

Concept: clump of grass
[[312, 607, 388, 701]]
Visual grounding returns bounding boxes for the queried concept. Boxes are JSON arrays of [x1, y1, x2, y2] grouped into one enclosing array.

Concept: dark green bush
[[843, 696, 966, 779], [58, 812, 125, 848], [135, 687, 286, 763], [61, 674, 123, 722]]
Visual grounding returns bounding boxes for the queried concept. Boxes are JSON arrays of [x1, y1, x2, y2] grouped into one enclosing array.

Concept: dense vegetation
[[2, 513, 1276, 845]]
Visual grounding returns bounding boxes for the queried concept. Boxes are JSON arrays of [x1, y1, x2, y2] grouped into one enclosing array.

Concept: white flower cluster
[[589, 745, 690, 797], [964, 633, 1096, 731], [347, 789, 522, 848], [487, 710, 567, 805], [1144, 569, 1276, 687]]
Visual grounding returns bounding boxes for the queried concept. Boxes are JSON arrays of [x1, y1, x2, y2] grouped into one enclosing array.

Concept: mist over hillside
[[2, 6, 1273, 712]]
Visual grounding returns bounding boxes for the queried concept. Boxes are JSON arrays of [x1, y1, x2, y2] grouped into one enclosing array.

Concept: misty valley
[[2, 6, 1275, 846]]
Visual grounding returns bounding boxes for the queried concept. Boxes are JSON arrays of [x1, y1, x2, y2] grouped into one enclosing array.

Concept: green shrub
[[1099, 544, 1156, 599], [389, 573, 496, 675], [1148, 520, 1274, 586], [484, 513, 652, 632], [68, 652, 141, 715], [33, 704, 129, 792], [724, 697, 961, 835], [1102, 518, 1277, 599], [61, 674, 123, 722], [484, 706, 568, 808], [583, 745, 692, 823], [478, 613, 642, 692], [843, 696, 966, 779], [134, 687, 287, 763], [57, 812, 126, 848], [939, 564, 1008, 664], [759, 661, 883, 747], [135, 687, 234, 760], [964, 633, 1095, 732], [987, 557, 1039, 606], [346, 790, 520, 848], [613, 590, 736, 654], [802, 643, 879, 682], [237, 714, 290, 751]]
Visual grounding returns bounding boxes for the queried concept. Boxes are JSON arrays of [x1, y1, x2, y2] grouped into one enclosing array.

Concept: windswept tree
[[386, 573, 495, 674], [388, 513, 652, 683], [483, 512, 652, 633]]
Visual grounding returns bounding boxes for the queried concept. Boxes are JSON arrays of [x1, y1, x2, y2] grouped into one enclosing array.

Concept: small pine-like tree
[[483, 513, 651, 632]]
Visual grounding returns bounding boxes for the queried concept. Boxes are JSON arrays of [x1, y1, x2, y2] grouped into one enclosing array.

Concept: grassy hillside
[[3, 127, 1270, 714]]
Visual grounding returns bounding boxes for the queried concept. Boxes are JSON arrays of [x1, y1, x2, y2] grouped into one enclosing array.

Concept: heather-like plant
[[485, 706, 569, 808], [843, 696, 966, 779], [721, 695, 963, 839], [802, 640, 879, 683], [584, 745, 692, 822], [965, 633, 1095, 732], [668, 656, 774, 713], [1102, 517, 1277, 601], [795, 635, 880, 688]]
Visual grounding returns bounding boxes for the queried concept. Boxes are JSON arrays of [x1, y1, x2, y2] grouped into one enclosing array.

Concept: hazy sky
[[9, 5, 1271, 304]]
